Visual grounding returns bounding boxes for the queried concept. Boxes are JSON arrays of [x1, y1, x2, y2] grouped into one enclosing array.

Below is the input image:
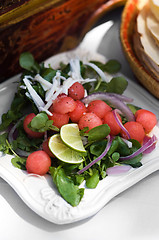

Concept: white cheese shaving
[[38, 107, 53, 116], [62, 78, 78, 95], [22, 58, 109, 115], [25, 92, 32, 99], [45, 71, 65, 102], [20, 85, 27, 90], [69, 58, 81, 79], [23, 77, 45, 111], [84, 89, 88, 97], [80, 78, 97, 84], [43, 87, 63, 111], [45, 78, 60, 102], [34, 74, 52, 91], [85, 62, 110, 82]]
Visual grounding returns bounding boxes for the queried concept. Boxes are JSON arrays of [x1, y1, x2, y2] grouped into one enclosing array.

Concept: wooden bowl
[[120, 0, 159, 99], [0, 0, 126, 81]]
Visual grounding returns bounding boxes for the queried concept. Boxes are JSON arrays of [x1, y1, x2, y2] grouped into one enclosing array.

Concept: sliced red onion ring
[[106, 165, 132, 175], [8, 118, 23, 143], [112, 109, 131, 139], [8, 117, 31, 157], [82, 92, 133, 103], [119, 135, 157, 161], [107, 93, 133, 103], [81, 92, 135, 121], [14, 148, 31, 157], [142, 136, 156, 154], [77, 135, 112, 175]]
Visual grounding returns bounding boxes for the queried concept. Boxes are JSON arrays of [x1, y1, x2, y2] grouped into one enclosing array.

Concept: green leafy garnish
[[19, 52, 40, 73], [105, 76, 128, 94], [90, 140, 107, 157], [90, 59, 121, 74], [88, 124, 110, 142], [86, 169, 99, 188], [11, 156, 26, 170], [50, 166, 84, 207], [118, 139, 142, 168], [89, 76, 128, 95], [103, 59, 121, 74], [28, 112, 59, 132], [41, 68, 56, 82], [127, 104, 141, 115], [0, 133, 10, 154]]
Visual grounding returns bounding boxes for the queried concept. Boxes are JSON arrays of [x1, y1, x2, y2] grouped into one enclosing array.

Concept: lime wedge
[[60, 123, 86, 153], [49, 134, 84, 164]]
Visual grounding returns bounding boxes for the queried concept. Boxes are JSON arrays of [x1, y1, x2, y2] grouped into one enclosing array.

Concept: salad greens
[[0, 52, 154, 207]]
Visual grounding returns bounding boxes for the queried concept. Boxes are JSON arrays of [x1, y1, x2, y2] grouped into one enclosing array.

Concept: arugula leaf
[[88, 124, 110, 142], [11, 156, 26, 170], [41, 68, 56, 83], [91, 76, 128, 95], [111, 152, 120, 162], [10, 120, 43, 152], [11, 92, 28, 112], [86, 169, 99, 188], [28, 112, 59, 132], [0, 91, 28, 131], [120, 155, 142, 168], [13, 135, 42, 152], [0, 133, 10, 154], [90, 59, 121, 74], [32, 82, 45, 99], [82, 65, 99, 80], [73, 175, 85, 186], [104, 60, 121, 74], [59, 62, 70, 76], [105, 76, 128, 94], [127, 104, 141, 115], [50, 166, 84, 207], [118, 139, 142, 168], [90, 140, 107, 157], [115, 136, 131, 156], [19, 52, 40, 73], [0, 110, 20, 131], [107, 138, 119, 156]]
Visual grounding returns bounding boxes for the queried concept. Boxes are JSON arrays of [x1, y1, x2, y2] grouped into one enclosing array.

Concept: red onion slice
[[81, 92, 135, 121], [119, 135, 157, 161], [14, 148, 31, 157], [106, 165, 132, 175], [112, 109, 131, 139], [77, 135, 112, 174], [107, 93, 133, 102], [82, 92, 133, 103], [8, 118, 23, 143], [142, 136, 156, 154], [8, 117, 32, 157]]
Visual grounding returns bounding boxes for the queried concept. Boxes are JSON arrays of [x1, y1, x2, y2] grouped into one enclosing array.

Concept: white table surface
[[1, 7, 159, 240]]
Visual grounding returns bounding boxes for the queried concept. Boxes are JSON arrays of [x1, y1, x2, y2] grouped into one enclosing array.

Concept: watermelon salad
[[0, 52, 158, 207]]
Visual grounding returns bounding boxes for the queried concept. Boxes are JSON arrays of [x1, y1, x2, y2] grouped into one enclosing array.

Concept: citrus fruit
[[60, 123, 86, 153], [49, 134, 84, 164]]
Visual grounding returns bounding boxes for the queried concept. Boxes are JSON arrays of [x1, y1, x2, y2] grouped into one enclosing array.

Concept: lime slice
[[49, 134, 84, 164], [60, 123, 86, 153]]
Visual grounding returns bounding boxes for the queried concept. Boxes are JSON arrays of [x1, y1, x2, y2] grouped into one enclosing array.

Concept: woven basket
[[120, 0, 159, 99]]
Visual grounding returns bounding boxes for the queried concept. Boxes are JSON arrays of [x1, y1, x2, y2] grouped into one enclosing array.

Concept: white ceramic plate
[[0, 48, 159, 225]]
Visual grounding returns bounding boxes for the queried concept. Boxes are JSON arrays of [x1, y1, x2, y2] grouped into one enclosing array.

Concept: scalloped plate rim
[[0, 48, 159, 225]]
